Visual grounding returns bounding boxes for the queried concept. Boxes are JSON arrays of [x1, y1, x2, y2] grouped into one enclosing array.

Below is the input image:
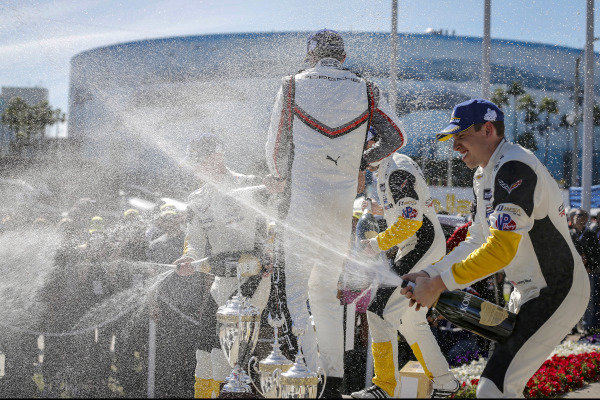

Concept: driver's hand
[[173, 256, 195, 276]]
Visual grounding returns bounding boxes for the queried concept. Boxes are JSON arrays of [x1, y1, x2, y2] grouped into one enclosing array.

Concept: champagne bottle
[[356, 198, 380, 248], [402, 281, 517, 342]]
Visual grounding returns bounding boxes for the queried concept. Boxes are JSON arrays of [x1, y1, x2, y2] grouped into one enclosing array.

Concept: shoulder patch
[[388, 169, 418, 203], [493, 160, 537, 217]]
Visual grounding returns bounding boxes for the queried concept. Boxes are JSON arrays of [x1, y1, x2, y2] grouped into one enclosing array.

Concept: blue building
[[67, 31, 600, 186]]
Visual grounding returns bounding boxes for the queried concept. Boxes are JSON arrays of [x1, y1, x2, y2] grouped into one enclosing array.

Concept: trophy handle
[[247, 356, 263, 396], [273, 368, 282, 398], [317, 366, 327, 399]]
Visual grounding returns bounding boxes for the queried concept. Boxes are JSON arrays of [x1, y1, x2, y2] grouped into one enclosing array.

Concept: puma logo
[[326, 155, 340, 165]]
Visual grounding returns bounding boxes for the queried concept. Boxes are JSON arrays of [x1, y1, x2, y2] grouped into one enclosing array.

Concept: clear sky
[[1, 0, 597, 112]]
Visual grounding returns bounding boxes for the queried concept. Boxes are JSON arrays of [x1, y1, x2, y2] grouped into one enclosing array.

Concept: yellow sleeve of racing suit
[[440, 228, 521, 290], [376, 216, 422, 251], [422, 219, 487, 278]]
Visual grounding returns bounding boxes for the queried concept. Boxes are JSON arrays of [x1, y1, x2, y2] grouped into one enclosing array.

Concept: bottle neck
[[365, 198, 373, 214]]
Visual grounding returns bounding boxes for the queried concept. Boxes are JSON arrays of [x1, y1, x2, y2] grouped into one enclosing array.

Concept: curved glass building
[[67, 31, 600, 188]]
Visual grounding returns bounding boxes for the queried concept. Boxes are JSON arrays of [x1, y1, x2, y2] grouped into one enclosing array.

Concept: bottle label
[[459, 292, 473, 313], [479, 302, 509, 326]]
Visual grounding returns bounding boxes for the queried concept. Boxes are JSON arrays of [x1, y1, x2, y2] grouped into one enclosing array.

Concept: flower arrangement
[[450, 341, 600, 398]]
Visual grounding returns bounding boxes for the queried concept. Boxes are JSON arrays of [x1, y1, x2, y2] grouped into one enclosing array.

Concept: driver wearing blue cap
[[400, 99, 589, 398], [436, 98, 505, 143]]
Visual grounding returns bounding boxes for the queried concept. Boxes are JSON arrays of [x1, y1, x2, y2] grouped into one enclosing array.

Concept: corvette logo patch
[[498, 179, 523, 194], [399, 179, 409, 191]]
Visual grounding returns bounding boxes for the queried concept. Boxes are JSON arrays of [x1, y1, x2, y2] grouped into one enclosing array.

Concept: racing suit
[[422, 138, 590, 398], [265, 57, 406, 378], [183, 169, 271, 398], [365, 153, 454, 397]]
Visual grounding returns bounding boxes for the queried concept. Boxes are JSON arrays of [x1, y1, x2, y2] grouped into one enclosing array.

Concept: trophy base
[[218, 391, 256, 399], [220, 365, 254, 396]]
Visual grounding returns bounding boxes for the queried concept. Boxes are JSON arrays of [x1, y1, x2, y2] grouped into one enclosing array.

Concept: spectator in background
[[567, 208, 578, 230], [571, 209, 600, 333], [67, 197, 98, 238], [590, 209, 599, 237], [446, 220, 472, 253], [146, 203, 177, 242], [119, 209, 148, 262], [147, 209, 185, 265]]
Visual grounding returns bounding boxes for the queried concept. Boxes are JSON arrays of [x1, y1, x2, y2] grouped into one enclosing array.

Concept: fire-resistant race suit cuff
[[421, 263, 442, 279], [440, 267, 461, 291]]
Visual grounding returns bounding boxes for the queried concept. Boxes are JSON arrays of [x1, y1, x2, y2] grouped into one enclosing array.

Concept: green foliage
[[559, 113, 571, 129], [1, 97, 65, 152], [517, 93, 537, 113], [594, 103, 600, 126], [538, 97, 559, 116], [516, 130, 538, 152], [507, 81, 525, 98], [491, 87, 509, 109], [515, 93, 540, 152], [455, 384, 477, 398], [537, 97, 559, 164]]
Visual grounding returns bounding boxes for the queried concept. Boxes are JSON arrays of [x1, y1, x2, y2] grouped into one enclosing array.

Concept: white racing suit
[[365, 153, 454, 397], [423, 139, 590, 398], [183, 169, 272, 398], [265, 58, 406, 378]]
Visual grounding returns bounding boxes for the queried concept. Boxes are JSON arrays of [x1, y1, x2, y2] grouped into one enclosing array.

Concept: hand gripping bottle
[[402, 281, 517, 342]]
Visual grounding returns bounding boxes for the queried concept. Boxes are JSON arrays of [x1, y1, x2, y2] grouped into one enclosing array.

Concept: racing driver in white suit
[[174, 134, 272, 398], [265, 29, 406, 396], [351, 149, 459, 398], [402, 99, 590, 398]]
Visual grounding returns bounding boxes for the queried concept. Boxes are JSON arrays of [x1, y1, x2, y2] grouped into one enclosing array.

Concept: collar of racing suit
[[314, 57, 343, 69], [482, 137, 508, 175]]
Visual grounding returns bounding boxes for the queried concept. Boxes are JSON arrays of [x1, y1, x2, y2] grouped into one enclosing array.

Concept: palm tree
[[507, 81, 525, 139], [491, 87, 509, 110], [594, 102, 600, 126], [559, 113, 571, 149], [538, 97, 559, 165], [516, 93, 539, 152], [559, 113, 572, 185]]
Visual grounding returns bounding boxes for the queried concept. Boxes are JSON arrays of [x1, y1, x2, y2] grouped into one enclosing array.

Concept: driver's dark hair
[[311, 48, 346, 62], [474, 121, 504, 138]]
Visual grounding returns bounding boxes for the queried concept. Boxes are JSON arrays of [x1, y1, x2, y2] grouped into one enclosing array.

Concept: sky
[[0, 0, 598, 113]]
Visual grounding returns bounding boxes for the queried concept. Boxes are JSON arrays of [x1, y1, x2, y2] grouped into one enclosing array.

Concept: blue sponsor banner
[[569, 185, 600, 208]]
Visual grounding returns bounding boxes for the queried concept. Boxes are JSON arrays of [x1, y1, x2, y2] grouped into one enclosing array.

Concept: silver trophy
[[216, 268, 261, 394], [248, 314, 294, 398], [279, 326, 327, 398]]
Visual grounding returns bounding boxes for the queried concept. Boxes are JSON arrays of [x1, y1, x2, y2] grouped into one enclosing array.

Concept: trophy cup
[[216, 267, 261, 394], [248, 314, 293, 398], [279, 326, 326, 398]]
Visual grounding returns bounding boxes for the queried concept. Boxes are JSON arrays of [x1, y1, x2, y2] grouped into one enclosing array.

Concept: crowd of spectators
[[0, 197, 204, 398], [1, 190, 598, 398], [569, 208, 600, 334]]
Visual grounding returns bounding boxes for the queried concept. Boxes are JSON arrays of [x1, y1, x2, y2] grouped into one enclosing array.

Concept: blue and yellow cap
[[436, 99, 504, 141]]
